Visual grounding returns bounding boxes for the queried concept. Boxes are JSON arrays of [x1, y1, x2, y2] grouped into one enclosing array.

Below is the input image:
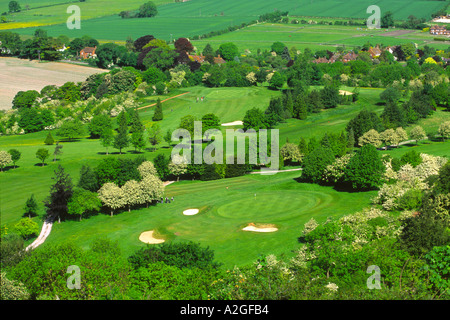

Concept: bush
[[128, 241, 221, 270]]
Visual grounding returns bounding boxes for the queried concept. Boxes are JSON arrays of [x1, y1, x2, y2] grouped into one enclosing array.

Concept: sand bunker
[[242, 223, 278, 233], [339, 90, 354, 96], [139, 230, 165, 244], [183, 208, 199, 216], [221, 120, 243, 126]]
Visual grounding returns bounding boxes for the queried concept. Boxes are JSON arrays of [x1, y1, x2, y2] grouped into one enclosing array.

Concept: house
[[368, 45, 382, 58], [430, 25, 450, 35], [312, 57, 329, 64], [79, 46, 97, 59], [188, 54, 205, 63], [214, 55, 226, 64], [328, 52, 341, 63], [341, 51, 358, 63]]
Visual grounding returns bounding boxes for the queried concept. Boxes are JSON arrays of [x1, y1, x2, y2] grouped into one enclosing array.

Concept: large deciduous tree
[[98, 182, 125, 216]]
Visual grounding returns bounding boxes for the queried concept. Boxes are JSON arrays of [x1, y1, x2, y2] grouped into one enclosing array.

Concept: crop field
[[3, 0, 448, 44], [192, 22, 450, 54], [0, 57, 107, 110]]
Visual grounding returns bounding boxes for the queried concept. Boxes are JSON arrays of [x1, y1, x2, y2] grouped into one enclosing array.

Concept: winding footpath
[[25, 214, 56, 251]]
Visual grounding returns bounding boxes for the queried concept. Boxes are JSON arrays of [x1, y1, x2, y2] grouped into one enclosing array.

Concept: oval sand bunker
[[183, 209, 199, 216], [242, 223, 278, 233], [139, 230, 165, 244]]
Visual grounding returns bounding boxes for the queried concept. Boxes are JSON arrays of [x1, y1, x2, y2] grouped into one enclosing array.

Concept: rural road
[[137, 92, 190, 110]]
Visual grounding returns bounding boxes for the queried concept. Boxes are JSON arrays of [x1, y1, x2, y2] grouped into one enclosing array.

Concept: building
[[312, 57, 329, 64], [368, 45, 382, 58], [188, 54, 205, 63], [79, 46, 97, 59], [430, 25, 450, 35], [341, 52, 358, 63], [214, 55, 226, 64]]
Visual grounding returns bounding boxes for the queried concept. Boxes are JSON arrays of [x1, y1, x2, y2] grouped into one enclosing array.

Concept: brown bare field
[[0, 57, 107, 110]]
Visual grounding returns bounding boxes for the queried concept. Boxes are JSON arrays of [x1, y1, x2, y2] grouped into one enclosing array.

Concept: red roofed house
[[188, 54, 205, 63], [80, 46, 97, 59], [342, 51, 358, 63], [430, 25, 450, 35], [214, 55, 226, 64], [368, 45, 382, 58]]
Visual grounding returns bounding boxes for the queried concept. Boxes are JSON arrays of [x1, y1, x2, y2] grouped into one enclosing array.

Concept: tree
[[438, 121, 450, 142], [13, 218, 39, 240], [280, 143, 302, 165], [77, 165, 99, 192], [320, 85, 340, 109], [243, 108, 267, 131], [0, 150, 12, 172], [271, 41, 286, 55], [217, 42, 238, 61], [178, 115, 197, 137], [153, 153, 170, 180], [98, 182, 125, 216], [137, 161, 158, 179], [380, 129, 400, 148], [174, 37, 194, 52], [152, 98, 163, 121], [409, 125, 427, 145], [8, 149, 21, 168], [381, 11, 394, 28], [343, 144, 385, 191], [18, 108, 44, 133], [121, 180, 144, 212], [139, 174, 164, 207], [201, 113, 220, 137], [56, 119, 85, 141], [88, 114, 112, 138], [12, 90, 39, 109], [131, 129, 147, 152], [381, 101, 406, 129], [53, 143, 63, 161], [35, 148, 50, 166], [358, 129, 381, 148], [24, 194, 38, 218], [43, 165, 74, 222], [168, 154, 188, 180], [301, 146, 335, 184], [44, 132, 55, 145], [136, 1, 158, 18], [164, 128, 173, 146], [8, 1, 21, 13], [100, 127, 115, 155], [113, 112, 130, 154], [346, 110, 383, 146], [147, 122, 162, 151], [268, 72, 285, 90], [67, 188, 101, 221], [380, 87, 401, 104]]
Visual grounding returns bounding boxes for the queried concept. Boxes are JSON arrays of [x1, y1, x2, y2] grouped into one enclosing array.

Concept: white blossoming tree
[[0, 150, 12, 172], [409, 125, 427, 145], [168, 154, 188, 180], [438, 121, 450, 142], [122, 180, 144, 212], [139, 175, 165, 207], [98, 182, 126, 216], [138, 161, 158, 179], [358, 129, 381, 148], [380, 128, 400, 148]]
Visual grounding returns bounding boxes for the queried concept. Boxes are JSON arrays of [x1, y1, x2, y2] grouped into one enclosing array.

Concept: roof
[[188, 54, 205, 63], [81, 46, 96, 53], [214, 55, 226, 64]]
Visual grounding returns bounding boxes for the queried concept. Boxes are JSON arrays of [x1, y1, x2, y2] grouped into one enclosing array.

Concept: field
[[2, 0, 448, 45], [0, 57, 107, 110]]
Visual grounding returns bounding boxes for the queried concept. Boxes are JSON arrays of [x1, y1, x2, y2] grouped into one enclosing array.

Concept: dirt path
[[25, 215, 56, 251], [137, 92, 190, 111]]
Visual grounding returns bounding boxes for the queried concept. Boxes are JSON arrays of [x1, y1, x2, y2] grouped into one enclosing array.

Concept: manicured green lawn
[[43, 170, 377, 267], [1, 84, 448, 267]]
